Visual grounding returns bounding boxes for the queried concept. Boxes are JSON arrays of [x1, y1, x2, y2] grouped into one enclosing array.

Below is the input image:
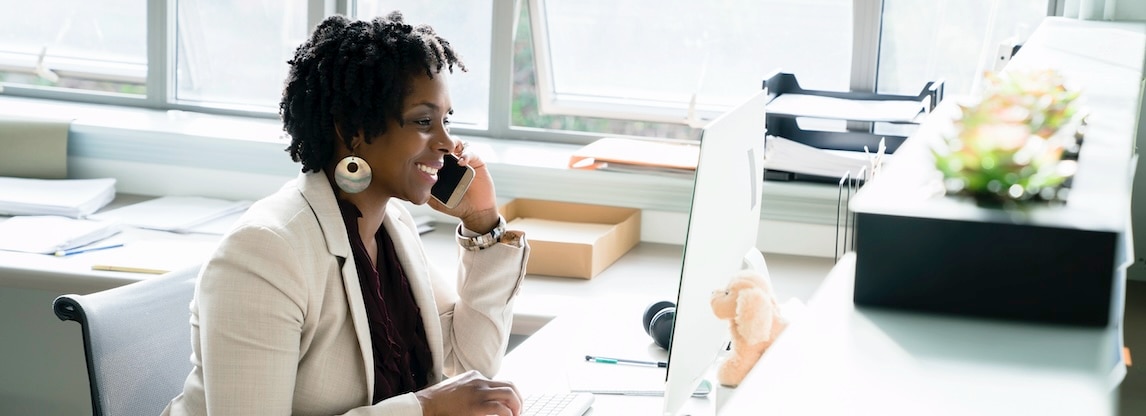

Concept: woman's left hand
[[428, 141, 501, 234]]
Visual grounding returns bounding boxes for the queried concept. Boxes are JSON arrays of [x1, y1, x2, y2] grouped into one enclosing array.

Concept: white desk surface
[[0, 194, 220, 294], [0, 196, 687, 330], [497, 293, 724, 416], [718, 253, 1121, 416], [3, 198, 1123, 415], [0, 195, 690, 415], [498, 252, 1123, 416], [404, 220, 687, 335]]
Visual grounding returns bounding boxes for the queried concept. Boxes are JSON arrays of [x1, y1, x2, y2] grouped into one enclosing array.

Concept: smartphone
[[431, 154, 475, 208]]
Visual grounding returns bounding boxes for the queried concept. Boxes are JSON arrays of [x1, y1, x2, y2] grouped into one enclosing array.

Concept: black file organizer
[[761, 71, 945, 183], [759, 71, 942, 257]]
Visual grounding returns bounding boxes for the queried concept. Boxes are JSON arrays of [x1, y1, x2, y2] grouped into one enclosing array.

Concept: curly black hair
[[281, 11, 466, 173]]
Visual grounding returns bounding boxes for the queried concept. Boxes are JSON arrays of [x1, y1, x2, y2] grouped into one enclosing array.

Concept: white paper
[[0, 177, 116, 218], [570, 137, 700, 171], [766, 94, 925, 122], [181, 211, 244, 235], [90, 196, 252, 233], [567, 361, 667, 396], [763, 135, 887, 179], [0, 215, 121, 254]]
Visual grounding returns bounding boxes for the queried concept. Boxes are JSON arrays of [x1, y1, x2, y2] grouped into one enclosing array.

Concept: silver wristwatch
[[458, 217, 507, 251]]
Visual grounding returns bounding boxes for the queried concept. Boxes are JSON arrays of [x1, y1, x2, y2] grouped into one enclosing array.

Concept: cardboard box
[[501, 199, 640, 279]]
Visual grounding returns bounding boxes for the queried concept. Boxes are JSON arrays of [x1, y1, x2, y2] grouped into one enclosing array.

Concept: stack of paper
[[90, 196, 252, 234], [569, 137, 699, 177], [0, 177, 116, 218], [0, 216, 121, 254], [763, 135, 884, 180], [766, 93, 926, 123]]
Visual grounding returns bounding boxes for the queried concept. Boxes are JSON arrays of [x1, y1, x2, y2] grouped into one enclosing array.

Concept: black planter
[[848, 103, 1130, 328]]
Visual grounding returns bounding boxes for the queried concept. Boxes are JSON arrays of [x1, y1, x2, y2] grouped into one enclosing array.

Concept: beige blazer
[[164, 172, 529, 415]]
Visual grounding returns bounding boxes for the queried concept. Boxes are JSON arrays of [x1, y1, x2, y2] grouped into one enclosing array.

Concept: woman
[[164, 12, 528, 416]]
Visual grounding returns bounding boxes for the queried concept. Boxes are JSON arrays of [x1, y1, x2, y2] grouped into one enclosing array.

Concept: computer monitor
[[662, 90, 768, 415]]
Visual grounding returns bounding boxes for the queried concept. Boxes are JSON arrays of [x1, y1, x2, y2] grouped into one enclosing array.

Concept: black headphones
[[642, 300, 675, 350]]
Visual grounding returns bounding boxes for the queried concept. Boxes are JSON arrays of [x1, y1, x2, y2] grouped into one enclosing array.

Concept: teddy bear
[[710, 269, 787, 387]]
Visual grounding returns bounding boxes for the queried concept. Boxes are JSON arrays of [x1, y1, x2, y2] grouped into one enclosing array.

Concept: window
[[0, 0, 1051, 143], [175, 0, 308, 111], [517, 0, 852, 140], [878, 0, 1049, 96], [356, 0, 492, 129], [517, 0, 1051, 142], [0, 0, 147, 96], [0, 0, 1057, 237]]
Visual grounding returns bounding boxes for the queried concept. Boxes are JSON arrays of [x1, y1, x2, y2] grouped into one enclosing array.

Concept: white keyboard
[[522, 392, 594, 416]]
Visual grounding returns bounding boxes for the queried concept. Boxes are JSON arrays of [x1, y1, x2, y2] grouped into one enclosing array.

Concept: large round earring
[[334, 156, 371, 193]]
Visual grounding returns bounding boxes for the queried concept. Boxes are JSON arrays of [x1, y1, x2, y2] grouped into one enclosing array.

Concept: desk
[[0, 197, 694, 415], [417, 224, 687, 336], [498, 253, 1123, 415], [0, 194, 223, 415], [718, 253, 1121, 415], [0, 194, 220, 292], [497, 294, 721, 415], [0, 195, 829, 415]]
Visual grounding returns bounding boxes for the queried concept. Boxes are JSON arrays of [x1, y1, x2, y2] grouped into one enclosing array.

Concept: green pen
[[585, 355, 667, 368]]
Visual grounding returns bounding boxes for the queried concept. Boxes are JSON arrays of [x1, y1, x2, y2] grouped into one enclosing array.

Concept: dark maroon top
[[337, 199, 434, 404]]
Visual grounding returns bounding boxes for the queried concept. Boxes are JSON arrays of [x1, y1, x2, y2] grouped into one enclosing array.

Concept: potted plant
[[849, 46, 1129, 328], [931, 69, 1085, 207]]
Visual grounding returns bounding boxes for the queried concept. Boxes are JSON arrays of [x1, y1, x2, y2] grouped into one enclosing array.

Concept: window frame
[[523, 0, 722, 126], [0, 0, 1061, 141], [0, 0, 880, 142], [0, 0, 1064, 251], [520, 0, 884, 132]]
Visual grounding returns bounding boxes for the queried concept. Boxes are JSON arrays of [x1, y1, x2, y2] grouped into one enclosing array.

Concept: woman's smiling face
[[357, 72, 456, 205]]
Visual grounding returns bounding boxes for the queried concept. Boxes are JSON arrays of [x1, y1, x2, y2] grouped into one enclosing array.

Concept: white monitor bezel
[[662, 90, 768, 415]]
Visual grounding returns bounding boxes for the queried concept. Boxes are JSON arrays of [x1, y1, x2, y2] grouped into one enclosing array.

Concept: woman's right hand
[[414, 370, 522, 416]]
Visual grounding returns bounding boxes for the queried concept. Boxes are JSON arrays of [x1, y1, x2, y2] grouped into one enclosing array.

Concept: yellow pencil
[[91, 265, 169, 274]]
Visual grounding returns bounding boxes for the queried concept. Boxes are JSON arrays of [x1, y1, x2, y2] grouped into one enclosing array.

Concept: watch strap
[[458, 217, 507, 251]]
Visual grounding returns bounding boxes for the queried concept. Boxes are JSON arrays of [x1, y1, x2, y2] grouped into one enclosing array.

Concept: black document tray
[[762, 71, 945, 154]]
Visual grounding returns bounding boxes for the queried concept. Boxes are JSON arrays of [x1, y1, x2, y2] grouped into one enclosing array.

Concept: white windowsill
[[0, 95, 844, 257]]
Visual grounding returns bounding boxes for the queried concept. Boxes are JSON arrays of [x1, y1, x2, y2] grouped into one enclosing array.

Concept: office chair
[[52, 266, 199, 416]]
